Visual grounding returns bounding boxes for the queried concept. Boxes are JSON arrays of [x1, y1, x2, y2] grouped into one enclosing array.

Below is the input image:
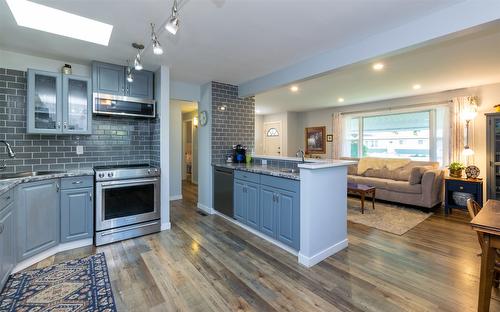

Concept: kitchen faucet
[[296, 149, 305, 163], [0, 140, 16, 170]]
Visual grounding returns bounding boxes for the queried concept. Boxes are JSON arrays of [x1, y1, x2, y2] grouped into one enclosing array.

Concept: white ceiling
[[174, 100, 197, 113], [0, 0, 463, 85], [255, 23, 500, 115]]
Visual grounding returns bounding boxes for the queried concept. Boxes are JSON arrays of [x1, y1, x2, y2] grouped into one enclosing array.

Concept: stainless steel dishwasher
[[213, 166, 234, 218]]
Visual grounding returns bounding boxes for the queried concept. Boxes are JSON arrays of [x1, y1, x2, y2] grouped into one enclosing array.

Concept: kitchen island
[[213, 157, 355, 267]]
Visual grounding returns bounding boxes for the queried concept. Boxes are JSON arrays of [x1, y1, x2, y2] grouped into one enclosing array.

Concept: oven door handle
[[98, 178, 159, 187]]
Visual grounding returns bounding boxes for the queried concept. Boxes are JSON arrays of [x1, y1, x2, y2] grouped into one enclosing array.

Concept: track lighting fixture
[[166, 0, 179, 35], [151, 23, 163, 55], [126, 61, 134, 83], [132, 43, 144, 71]]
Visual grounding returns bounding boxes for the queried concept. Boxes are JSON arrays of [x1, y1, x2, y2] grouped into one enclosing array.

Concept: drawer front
[[0, 189, 13, 213], [234, 170, 260, 184], [446, 180, 478, 194], [261, 175, 299, 193], [61, 176, 93, 190]]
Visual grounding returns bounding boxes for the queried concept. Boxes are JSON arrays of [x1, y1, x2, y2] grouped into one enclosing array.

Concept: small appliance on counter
[[232, 144, 247, 163]]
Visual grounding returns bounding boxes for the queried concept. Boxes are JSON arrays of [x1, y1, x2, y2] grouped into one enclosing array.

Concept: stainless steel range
[[94, 164, 160, 246]]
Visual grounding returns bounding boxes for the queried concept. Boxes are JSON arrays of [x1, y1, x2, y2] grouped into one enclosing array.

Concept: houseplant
[[448, 162, 465, 178]]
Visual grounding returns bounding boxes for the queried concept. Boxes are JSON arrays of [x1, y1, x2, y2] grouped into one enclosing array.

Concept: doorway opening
[[181, 102, 198, 204], [263, 121, 282, 156]]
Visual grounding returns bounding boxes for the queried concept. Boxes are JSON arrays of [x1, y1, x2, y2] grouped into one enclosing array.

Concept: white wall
[[169, 101, 182, 199], [197, 82, 213, 213], [286, 112, 300, 157], [0, 49, 90, 75]]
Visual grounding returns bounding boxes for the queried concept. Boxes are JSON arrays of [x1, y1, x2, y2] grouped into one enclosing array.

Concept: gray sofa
[[343, 158, 444, 209]]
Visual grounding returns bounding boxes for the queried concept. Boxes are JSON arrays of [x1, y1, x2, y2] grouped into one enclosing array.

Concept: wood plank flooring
[[31, 181, 500, 311]]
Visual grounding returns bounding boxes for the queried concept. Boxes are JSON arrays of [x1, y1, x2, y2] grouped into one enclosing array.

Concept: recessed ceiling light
[[372, 63, 385, 71], [255, 109, 261, 114], [290, 85, 299, 92], [413, 84, 422, 90], [337, 97, 345, 103], [6, 0, 113, 46]]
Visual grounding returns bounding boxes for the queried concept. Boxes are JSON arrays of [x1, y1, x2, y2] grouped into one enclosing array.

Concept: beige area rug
[[347, 197, 433, 235]]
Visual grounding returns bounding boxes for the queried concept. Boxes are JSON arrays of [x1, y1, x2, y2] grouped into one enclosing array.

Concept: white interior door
[[263, 121, 282, 156]]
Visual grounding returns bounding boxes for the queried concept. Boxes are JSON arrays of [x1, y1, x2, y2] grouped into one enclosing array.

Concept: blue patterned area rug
[[0, 253, 117, 311]]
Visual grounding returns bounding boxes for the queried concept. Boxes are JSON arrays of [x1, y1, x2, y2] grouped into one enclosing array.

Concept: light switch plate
[[76, 145, 84, 155]]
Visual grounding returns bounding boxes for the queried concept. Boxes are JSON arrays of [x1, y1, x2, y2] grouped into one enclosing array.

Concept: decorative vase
[[449, 168, 463, 178]]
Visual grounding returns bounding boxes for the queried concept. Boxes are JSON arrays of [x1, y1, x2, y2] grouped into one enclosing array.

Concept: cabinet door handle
[[56, 183, 60, 192], [63, 121, 67, 129], [89, 192, 92, 201], [275, 194, 279, 203], [0, 223, 4, 234], [56, 121, 61, 129], [272, 193, 276, 202], [72, 180, 83, 184], [459, 186, 464, 190]]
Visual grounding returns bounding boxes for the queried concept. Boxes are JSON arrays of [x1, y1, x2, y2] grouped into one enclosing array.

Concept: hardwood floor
[[31, 181, 499, 311]]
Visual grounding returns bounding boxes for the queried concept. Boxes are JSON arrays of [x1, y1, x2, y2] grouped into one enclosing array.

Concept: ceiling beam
[[238, 0, 500, 97]]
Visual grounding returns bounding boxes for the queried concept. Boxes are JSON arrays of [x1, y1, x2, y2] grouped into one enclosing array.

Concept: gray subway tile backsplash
[[0, 68, 160, 172]]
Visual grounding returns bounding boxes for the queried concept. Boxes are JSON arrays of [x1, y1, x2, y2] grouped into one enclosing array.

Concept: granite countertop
[[0, 169, 95, 196], [213, 163, 300, 180]]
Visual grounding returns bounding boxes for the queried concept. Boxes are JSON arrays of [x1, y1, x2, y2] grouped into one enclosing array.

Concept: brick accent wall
[[0, 68, 156, 172], [211, 82, 255, 163]]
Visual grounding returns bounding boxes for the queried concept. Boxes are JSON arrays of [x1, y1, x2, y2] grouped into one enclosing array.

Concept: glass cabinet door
[[27, 70, 62, 133], [63, 75, 91, 134]]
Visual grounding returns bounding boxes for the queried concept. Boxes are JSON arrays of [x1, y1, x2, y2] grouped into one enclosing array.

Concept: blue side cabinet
[[60, 177, 94, 243], [17, 179, 60, 261], [0, 190, 15, 290], [234, 171, 300, 250]]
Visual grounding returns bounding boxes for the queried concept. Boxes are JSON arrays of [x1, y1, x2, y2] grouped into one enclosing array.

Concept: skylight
[[6, 0, 113, 46]]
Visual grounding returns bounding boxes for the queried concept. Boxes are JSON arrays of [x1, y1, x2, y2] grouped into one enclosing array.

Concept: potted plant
[[448, 162, 465, 178]]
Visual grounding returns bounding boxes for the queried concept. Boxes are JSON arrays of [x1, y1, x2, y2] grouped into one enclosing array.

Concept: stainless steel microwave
[[93, 93, 156, 118]]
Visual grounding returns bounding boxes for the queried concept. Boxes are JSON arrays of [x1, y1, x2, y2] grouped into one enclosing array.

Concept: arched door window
[[266, 128, 279, 137]]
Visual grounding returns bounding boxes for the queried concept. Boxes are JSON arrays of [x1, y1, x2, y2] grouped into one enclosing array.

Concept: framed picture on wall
[[305, 126, 326, 154]]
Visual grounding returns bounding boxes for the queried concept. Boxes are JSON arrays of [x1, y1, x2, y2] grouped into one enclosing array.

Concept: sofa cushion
[[386, 180, 422, 194], [409, 166, 433, 185]]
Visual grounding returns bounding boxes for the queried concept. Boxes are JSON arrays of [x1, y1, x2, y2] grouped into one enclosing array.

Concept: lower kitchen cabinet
[[235, 173, 300, 250], [61, 187, 93, 242], [234, 179, 260, 231], [0, 201, 15, 290], [17, 179, 60, 261]]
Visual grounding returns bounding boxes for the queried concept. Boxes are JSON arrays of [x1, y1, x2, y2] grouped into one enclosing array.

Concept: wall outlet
[[262, 159, 267, 165], [76, 145, 84, 155]]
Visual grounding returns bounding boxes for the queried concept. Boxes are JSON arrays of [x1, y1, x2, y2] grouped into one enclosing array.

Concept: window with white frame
[[342, 107, 449, 166]]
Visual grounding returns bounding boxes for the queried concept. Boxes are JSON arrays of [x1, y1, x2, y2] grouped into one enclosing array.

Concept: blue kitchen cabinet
[[127, 70, 154, 99], [92, 62, 125, 96], [60, 188, 93, 243], [92, 61, 154, 99], [27, 69, 92, 135], [0, 191, 15, 290], [62, 75, 92, 134], [259, 186, 276, 237], [275, 188, 300, 250], [245, 182, 260, 230], [234, 179, 247, 223], [17, 180, 60, 261], [234, 175, 260, 231]]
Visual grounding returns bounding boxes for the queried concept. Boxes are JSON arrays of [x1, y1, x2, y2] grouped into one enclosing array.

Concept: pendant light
[[151, 23, 163, 55], [126, 60, 134, 83], [132, 43, 144, 71], [166, 0, 179, 35]]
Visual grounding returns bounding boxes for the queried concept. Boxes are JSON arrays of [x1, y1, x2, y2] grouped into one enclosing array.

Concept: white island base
[[298, 160, 354, 267]]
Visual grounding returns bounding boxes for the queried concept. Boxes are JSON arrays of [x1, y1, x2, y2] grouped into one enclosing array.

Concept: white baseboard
[[298, 239, 348, 268], [213, 211, 298, 256], [161, 222, 171, 231], [170, 194, 183, 201], [13, 238, 93, 273], [197, 202, 213, 214]]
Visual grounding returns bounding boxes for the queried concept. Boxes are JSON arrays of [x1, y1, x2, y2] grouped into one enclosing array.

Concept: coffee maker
[[232, 144, 247, 163]]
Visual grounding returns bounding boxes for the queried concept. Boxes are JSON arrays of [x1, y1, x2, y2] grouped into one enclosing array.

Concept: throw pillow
[[409, 166, 432, 185]]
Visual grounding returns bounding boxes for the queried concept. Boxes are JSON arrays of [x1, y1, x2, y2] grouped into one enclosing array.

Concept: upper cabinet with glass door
[[27, 69, 92, 135]]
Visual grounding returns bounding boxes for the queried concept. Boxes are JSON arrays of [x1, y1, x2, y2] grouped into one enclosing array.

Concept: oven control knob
[[98, 173, 105, 178], [147, 169, 152, 174], [154, 169, 159, 173], [108, 172, 114, 178]]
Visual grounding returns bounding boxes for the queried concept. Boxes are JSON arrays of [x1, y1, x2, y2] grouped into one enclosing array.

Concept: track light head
[[151, 23, 163, 55], [166, 0, 179, 35]]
